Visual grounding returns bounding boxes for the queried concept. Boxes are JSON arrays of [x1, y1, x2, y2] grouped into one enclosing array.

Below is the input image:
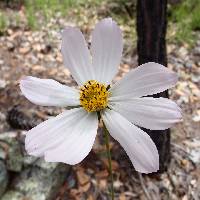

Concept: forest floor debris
[[0, 2, 200, 200]]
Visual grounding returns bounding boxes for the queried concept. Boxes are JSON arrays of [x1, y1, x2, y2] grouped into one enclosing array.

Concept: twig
[[138, 172, 152, 200], [171, 142, 197, 166], [171, 143, 188, 154], [103, 123, 114, 200]]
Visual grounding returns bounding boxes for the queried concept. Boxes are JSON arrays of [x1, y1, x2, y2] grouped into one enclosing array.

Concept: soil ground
[[0, 2, 200, 200]]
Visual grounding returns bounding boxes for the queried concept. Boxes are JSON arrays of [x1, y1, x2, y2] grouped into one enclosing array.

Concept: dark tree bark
[[136, 0, 170, 173]]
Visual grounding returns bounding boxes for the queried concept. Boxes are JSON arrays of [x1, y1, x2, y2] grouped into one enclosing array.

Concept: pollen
[[79, 80, 110, 112]]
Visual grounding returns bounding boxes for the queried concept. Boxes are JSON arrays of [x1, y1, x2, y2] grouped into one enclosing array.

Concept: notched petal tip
[[20, 76, 36, 90], [169, 100, 182, 122], [145, 62, 179, 80], [19, 77, 29, 94], [96, 17, 121, 35], [151, 62, 179, 85], [44, 153, 56, 163], [139, 165, 159, 174], [91, 17, 123, 84], [20, 76, 29, 84], [138, 157, 159, 174], [136, 139, 159, 174], [169, 71, 178, 85], [44, 153, 80, 165], [21, 76, 35, 81], [25, 135, 39, 157], [102, 109, 160, 174], [61, 26, 79, 37], [61, 24, 93, 85], [176, 106, 182, 119], [110, 61, 179, 99], [99, 17, 113, 24]]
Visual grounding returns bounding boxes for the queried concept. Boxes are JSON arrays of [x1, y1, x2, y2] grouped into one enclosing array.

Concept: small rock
[[188, 82, 200, 97], [0, 132, 23, 172], [38, 53, 44, 59], [114, 180, 123, 189], [34, 158, 58, 172], [191, 74, 200, 83], [192, 110, 200, 122], [184, 61, 194, 69], [0, 111, 6, 123], [193, 47, 200, 56], [29, 54, 39, 64], [33, 43, 42, 52], [56, 52, 63, 63], [184, 139, 200, 163], [178, 46, 188, 59], [40, 44, 52, 54], [6, 140, 23, 172], [19, 47, 30, 54], [7, 29, 13, 36], [77, 170, 90, 185], [0, 146, 6, 160], [66, 172, 76, 189], [0, 59, 4, 65], [13, 164, 70, 200], [0, 160, 9, 197], [119, 194, 126, 200], [98, 179, 107, 190], [0, 131, 18, 141], [23, 155, 38, 167], [0, 80, 7, 89], [192, 116, 200, 122], [177, 96, 189, 104], [190, 179, 197, 186], [7, 42, 15, 51]]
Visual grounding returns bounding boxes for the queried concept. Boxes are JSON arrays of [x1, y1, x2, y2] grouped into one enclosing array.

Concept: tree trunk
[[136, 0, 170, 173]]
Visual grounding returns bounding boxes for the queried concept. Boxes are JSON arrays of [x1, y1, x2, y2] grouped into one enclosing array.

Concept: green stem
[[103, 123, 114, 200]]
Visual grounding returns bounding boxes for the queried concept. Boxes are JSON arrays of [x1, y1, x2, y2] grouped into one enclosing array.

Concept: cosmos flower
[[20, 18, 181, 173]]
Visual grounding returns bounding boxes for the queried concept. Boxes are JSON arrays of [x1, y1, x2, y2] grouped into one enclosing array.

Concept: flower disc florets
[[79, 80, 109, 112]]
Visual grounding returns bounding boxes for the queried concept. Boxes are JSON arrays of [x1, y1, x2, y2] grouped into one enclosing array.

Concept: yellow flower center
[[79, 80, 109, 112]]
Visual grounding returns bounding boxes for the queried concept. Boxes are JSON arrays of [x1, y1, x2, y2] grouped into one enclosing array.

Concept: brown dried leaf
[[119, 193, 126, 200], [76, 170, 90, 185], [95, 170, 109, 178], [79, 182, 91, 192]]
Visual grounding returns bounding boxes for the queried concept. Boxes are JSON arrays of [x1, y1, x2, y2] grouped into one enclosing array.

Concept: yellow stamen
[[79, 80, 109, 112]]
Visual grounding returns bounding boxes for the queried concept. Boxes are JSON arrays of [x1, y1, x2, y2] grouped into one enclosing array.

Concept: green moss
[[0, 12, 8, 34], [22, 0, 103, 29], [169, 0, 200, 45], [26, 7, 37, 30], [190, 4, 200, 30]]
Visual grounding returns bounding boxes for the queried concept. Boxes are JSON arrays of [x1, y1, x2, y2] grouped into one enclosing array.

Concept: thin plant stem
[[103, 122, 114, 200]]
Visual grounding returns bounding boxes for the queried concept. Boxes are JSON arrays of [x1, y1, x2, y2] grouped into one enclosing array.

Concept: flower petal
[[102, 109, 159, 173], [44, 111, 98, 165], [91, 18, 123, 85], [109, 62, 178, 100], [61, 27, 94, 85], [109, 97, 182, 130], [25, 108, 87, 157], [20, 76, 80, 107]]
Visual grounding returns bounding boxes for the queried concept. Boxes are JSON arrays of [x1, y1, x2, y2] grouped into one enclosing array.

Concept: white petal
[[45, 111, 98, 165], [102, 109, 159, 173], [91, 18, 123, 85], [109, 97, 182, 130], [109, 62, 178, 100], [25, 108, 87, 157], [20, 76, 80, 107], [61, 27, 94, 85]]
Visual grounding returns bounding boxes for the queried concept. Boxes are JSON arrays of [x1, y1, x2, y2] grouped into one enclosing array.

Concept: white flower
[[20, 18, 181, 173]]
